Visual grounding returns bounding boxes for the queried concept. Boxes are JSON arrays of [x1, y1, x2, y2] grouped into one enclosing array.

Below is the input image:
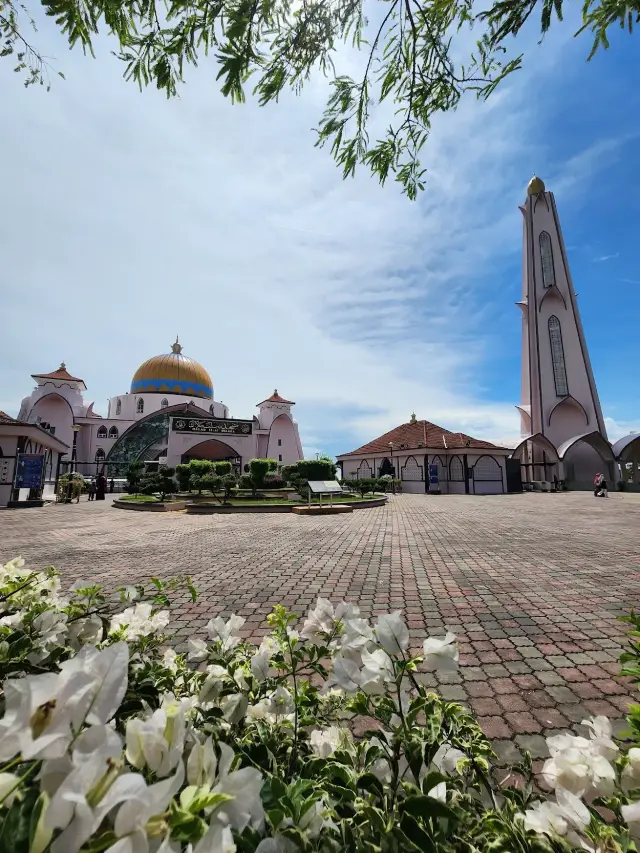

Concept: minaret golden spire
[[171, 335, 182, 354]]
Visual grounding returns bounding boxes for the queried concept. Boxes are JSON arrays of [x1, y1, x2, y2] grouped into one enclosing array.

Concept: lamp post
[[71, 424, 81, 474], [389, 442, 396, 494]]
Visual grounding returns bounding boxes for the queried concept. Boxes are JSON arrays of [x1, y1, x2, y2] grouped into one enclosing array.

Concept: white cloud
[[0, 6, 629, 456]]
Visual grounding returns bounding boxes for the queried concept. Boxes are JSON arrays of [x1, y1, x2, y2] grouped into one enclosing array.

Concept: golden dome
[[527, 175, 546, 196], [130, 338, 213, 400]]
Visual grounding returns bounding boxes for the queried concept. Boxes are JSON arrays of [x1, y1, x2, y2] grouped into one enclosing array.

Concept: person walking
[[594, 473, 608, 498], [109, 477, 115, 494], [88, 477, 96, 501], [96, 472, 107, 501]]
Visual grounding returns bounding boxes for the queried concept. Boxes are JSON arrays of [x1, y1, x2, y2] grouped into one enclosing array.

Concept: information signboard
[[14, 454, 45, 489], [171, 418, 252, 436], [307, 480, 344, 494]]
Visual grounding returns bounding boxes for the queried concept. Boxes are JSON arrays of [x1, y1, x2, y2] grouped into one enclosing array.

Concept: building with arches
[[336, 414, 512, 494], [511, 175, 637, 489], [15, 338, 303, 487]]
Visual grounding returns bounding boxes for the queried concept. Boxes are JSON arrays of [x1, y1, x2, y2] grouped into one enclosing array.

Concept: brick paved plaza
[[2, 492, 639, 765]]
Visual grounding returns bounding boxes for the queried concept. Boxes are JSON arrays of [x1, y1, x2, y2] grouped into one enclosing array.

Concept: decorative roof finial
[[527, 175, 546, 196], [274, 389, 278, 395], [410, 412, 417, 424], [59, 362, 66, 370], [171, 336, 182, 355]]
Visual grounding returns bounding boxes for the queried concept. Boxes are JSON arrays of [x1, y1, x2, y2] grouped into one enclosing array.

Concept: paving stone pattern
[[2, 492, 639, 763]]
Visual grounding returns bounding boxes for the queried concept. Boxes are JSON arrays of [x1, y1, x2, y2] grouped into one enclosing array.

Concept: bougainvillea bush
[[1, 556, 640, 853]]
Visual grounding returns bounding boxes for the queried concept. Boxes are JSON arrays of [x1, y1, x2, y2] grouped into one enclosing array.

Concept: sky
[[1, 3, 639, 459]]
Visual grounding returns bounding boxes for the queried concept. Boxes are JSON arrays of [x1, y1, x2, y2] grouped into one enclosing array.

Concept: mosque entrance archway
[[182, 439, 242, 472]]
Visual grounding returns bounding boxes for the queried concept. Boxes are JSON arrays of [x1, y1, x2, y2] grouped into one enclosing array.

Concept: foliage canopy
[[2, 0, 637, 197]]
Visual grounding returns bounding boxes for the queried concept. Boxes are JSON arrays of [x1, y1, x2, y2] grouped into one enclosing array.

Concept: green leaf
[[401, 794, 457, 822]]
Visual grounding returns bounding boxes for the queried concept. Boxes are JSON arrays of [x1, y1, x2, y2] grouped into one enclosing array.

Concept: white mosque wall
[[24, 385, 83, 453], [107, 394, 227, 421]]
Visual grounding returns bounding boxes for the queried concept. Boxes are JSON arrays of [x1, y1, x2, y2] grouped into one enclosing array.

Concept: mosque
[[13, 338, 303, 486]]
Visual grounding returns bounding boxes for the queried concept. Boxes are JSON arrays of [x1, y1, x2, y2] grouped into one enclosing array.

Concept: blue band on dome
[[130, 378, 213, 398]]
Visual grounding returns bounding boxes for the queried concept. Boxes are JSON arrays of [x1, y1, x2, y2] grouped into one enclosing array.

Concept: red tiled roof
[[0, 410, 18, 424], [257, 389, 295, 406], [340, 419, 500, 456], [32, 363, 84, 383]]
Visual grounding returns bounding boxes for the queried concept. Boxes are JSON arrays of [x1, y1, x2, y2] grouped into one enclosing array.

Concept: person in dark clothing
[[96, 473, 107, 501], [88, 477, 96, 501], [109, 478, 115, 494]]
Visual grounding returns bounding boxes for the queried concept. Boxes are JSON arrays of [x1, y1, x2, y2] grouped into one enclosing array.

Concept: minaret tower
[[517, 176, 608, 482]]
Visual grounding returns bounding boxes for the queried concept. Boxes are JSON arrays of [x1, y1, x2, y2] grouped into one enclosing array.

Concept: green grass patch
[[119, 494, 160, 503]]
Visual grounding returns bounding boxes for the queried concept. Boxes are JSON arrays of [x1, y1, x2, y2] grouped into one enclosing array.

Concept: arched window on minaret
[[548, 316, 569, 397], [539, 231, 555, 288], [116, 400, 122, 416], [137, 399, 144, 414], [161, 399, 169, 408]]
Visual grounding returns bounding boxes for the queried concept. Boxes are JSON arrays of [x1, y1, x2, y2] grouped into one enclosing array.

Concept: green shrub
[[214, 460, 232, 476], [248, 458, 271, 496], [126, 461, 145, 494], [139, 466, 176, 501], [175, 463, 192, 491]]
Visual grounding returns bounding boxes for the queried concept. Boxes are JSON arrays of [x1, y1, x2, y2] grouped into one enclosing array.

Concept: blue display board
[[428, 463, 439, 486], [14, 454, 45, 489]]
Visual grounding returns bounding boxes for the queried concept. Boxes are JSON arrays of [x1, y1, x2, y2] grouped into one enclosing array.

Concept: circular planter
[[184, 496, 388, 514], [113, 500, 186, 512]]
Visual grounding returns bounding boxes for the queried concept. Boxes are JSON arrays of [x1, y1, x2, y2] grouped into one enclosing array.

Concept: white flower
[[340, 616, 374, 655], [220, 693, 248, 724], [0, 612, 24, 630], [422, 633, 459, 671], [359, 648, 395, 694], [255, 838, 298, 853], [206, 615, 245, 652], [375, 612, 409, 656], [582, 716, 619, 761], [102, 763, 185, 853], [622, 801, 640, 840], [162, 648, 179, 672], [300, 599, 336, 643], [68, 615, 103, 649], [521, 788, 590, 845], [187, 736, 217, 787], [269, 686, 295, 717], [623, 748, 640, 793], [0, 642, 128, 761], [0, 772, 21, 807], [125, 695, 190, 777], [250, 652, 270, 682], [324, 656, 362, 693], [193, 824, 236, 853], [428, 782, 447, 802], [310, 726, 352, 758], [543, 732, 615, 800], [32, 610, 68, 649], [120, 585, 140, 602], [188, 637, 209, 663], [298, 799, 326, 837], [199, 665, 229, 703], [432, 745, 466, 775], [109, 603, 170, 641]]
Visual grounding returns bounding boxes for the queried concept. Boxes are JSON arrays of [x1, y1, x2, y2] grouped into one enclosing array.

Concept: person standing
[[109, 477, 115, 494], [96, 472, 107, 501], [88, 477, 96, 501]]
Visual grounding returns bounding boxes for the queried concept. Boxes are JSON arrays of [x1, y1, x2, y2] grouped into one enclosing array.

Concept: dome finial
[[59, 362, 66, 370], [410, 412, 417, 424], [171, 335, 182, 355], [527, 175, 546, 196]]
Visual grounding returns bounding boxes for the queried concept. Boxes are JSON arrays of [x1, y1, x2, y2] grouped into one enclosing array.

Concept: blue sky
[[1, 4, 638, 459]]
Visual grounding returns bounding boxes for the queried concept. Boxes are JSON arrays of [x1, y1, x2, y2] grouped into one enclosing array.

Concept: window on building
[[548, 315, 569, 396], [136, 399, 144, 414], [209, 405, 215, 415], [539, 231, 555, 288], [95, 448, 105, 461], [161, 399, 169, 408], [97, 426, 107, 438], [401, 456, 423, 481], [116, 400, 122, 416], [472, 455, 502, 481], [449, 455, 464, 481], [278, 454, 282, 462], [108, 426, 119, 439], [278, 439, 282, 446]]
